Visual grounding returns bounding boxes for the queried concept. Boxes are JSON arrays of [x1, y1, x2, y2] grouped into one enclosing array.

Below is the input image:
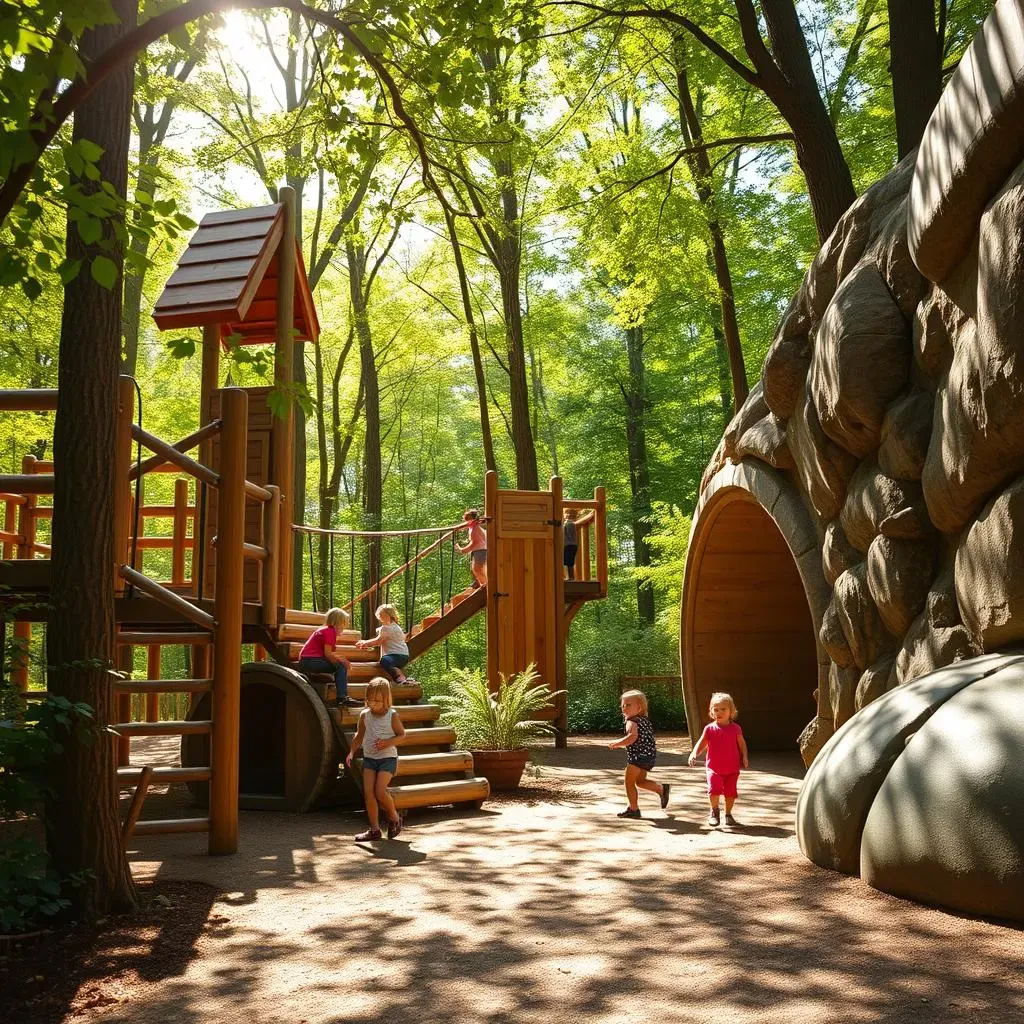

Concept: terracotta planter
[[471, 748, 530, 791]]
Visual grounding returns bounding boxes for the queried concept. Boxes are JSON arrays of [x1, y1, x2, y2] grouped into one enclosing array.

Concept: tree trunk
[[887, 0, 942, 158], [347, 237, 381, 635], [675, 53, 749, 415], [623, 326, 654, 625], [442, 204, 496, 476], [46, 0, 138, 920], [756, 0, 858, 241]]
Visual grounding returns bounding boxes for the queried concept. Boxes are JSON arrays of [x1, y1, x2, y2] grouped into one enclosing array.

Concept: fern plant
[[435, 665, 561, 750]]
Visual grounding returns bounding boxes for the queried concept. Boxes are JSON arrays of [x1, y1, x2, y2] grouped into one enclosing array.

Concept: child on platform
[[355, 604, 411, 685], [563, 508, 578, 580], [456, 508, 487, 588], [345, 677, 405, 841], [297, 607, 360, 707], [688, 691, 749, 827], [608, 689, 670, 818]]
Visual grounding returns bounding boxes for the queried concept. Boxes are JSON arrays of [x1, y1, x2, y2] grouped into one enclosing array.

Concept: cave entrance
[[682, 491, 819, 750]]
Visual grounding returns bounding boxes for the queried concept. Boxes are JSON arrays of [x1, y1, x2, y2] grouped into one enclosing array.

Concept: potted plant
[[435, 666, 561, 790]]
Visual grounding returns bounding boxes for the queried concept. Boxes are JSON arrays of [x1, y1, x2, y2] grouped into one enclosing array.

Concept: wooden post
[[261, 484, 281, 628], [121, 765, 154, 843], [484, 469, 499, 690], [272, 186, 297, 612], [551, 477, 567, 748], [11, 458, 37, 690], [172, 477, 188, 586], [146, 645, 161, 722], [199, 323, 220, 600], [580, 520, 591, 581], [113, 377, 135, 595], [595, 485, 608, 597], [209, 387, 247, 855], [3, 496, 16, 558]]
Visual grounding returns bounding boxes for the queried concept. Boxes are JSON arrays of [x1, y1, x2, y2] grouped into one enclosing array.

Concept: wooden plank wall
[[689, 498, 817, 748], [493, 490, 557, 691]]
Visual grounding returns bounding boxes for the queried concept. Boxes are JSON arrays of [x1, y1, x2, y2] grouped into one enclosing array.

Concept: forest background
[[1, 0, 992, 733]]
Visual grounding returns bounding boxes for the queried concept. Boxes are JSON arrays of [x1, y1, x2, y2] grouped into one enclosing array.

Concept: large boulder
[[909, 0, 1024, 283], [822, 519, 860, 587], [912, 286, 966, 383], [861, 661, 1024, 921], [787, 383, 859, 521], [865, 535, 935, 638], [809, 265, 912, 458], [877, 390, 933, 481], [840, 461, 930, 552], [797, 653, 1017, 882], [956, 474, 1024, 648], [921, 162, 1024, 533], [831, 562, 895, 671], [735, 413, 794, 470], [855, 654, 896, 711], [894, 610, 981, 685], [762, 297, 812, 419], [721, 381, 768, 462]]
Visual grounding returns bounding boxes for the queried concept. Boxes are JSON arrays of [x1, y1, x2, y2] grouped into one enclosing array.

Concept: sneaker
[[387, 815, 403, 840], [707, 811, 720, 827], [355, 827, 382, 842], [723, 813, 739, 827], [660, 783, 671, 810], [339, 696, 362, 707], [617, 807, 641, 819]]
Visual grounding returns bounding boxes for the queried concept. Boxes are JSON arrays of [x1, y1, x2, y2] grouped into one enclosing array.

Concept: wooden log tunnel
[[681, 463, 831, 751]]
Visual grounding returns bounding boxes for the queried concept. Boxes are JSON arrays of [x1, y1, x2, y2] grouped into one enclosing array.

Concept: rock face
[[685, 2, 1024, 923]]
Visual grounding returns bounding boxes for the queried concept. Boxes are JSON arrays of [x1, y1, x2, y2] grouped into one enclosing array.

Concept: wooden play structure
[[0, 189, 607, 855]]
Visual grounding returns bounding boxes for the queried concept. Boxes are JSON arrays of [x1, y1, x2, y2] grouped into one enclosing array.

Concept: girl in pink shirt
[[688, 691, 748, 828], [456, 508, 487, 589]]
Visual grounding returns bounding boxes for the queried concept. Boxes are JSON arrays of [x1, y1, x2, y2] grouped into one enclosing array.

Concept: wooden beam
[[551, 476, 567, 748]]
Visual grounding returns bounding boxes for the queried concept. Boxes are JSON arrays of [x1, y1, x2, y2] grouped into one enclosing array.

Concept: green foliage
[[565, 611, 683, 732], [435, 665, 561, 750], [0, 685, 93, 934]]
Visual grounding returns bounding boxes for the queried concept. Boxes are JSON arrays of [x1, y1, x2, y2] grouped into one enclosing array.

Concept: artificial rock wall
[[690, 0, 1024, 767]]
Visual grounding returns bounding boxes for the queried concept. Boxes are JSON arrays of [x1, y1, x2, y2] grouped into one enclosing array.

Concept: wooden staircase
[[281, 601, 490, 812]]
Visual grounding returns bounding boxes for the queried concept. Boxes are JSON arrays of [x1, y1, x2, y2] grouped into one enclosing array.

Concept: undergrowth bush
[[566, 613, 684, 732]]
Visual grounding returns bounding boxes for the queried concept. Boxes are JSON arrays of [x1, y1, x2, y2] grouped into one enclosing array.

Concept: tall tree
[[887, 0, 942, 158], [46, 0, 138, 919]]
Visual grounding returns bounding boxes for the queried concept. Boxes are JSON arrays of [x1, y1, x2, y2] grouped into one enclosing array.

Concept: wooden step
[[113, 720, 212, 737], [388, 777, 489, 810], [344, 725, 455, 752], [392, 751, 474, 776], [277, 621, 362, 643], [419, 615, 441, 631], [117, 766, 211, 786], [286, 642, 394, 663], [347, 680, 422, 702], [332, 703, 440, 729]]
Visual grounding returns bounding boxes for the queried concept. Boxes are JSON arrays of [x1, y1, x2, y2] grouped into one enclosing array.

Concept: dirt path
[[96, 736, 1023, 1024]]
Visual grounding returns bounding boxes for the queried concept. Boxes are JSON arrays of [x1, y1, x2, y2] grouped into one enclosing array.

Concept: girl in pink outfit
[[688, 691, 749, 827], [456, 508, 487, 589]]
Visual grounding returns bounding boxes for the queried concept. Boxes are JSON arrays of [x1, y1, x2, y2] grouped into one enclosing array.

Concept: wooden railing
[[564, 486, 608, 595], [293, 521, 472, 637]]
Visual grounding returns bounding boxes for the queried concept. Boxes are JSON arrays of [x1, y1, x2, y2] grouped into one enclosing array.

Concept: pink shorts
[[707, 770, 739, 798]]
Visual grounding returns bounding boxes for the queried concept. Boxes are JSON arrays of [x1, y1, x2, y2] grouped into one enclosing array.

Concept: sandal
[[617, 807, 641, 819], [355, 827, 382, 842], [660, 783, 671, 809], [387, 815, 403, 840]]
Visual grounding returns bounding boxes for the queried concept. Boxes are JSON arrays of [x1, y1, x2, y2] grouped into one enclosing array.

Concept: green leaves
[[89, 255, 117, 289]]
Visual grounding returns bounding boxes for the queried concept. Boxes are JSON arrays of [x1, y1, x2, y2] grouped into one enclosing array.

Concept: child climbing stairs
[[279, 612, 489, 813]]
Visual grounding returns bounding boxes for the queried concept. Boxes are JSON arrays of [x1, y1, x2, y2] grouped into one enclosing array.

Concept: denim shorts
[[629, 757, 656, 771], [362, 756, 398, 774]]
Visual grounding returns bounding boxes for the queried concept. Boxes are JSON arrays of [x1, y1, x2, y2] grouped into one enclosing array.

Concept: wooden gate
[[485, 474, 566, 729]]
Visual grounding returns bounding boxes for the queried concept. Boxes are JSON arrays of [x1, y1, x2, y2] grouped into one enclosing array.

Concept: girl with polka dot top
[[608, 690, 670, 819]]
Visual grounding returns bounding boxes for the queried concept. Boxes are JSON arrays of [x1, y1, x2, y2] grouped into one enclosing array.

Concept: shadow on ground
[[83, 734, 1024, 1024]]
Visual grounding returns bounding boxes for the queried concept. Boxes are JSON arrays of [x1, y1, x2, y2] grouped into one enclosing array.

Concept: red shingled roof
[[152, 203, 320, 344]]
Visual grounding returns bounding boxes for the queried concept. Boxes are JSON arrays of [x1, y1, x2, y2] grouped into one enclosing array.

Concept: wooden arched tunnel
[[681, 465, 829, 752]]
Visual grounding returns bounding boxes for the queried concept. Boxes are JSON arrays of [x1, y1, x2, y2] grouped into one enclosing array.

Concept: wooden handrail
[[294, 521, 470, 538], [0, 492, 27, 504], [0, 389, 58, 411], [131, 424, 219, 488], [341, 525, 462, 614], [242, 542, 268, 561], [244, 480, 272, 503], [0, 474, 54, 494], [118, 565, 215, 630], [129, 420, 221, 481]]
